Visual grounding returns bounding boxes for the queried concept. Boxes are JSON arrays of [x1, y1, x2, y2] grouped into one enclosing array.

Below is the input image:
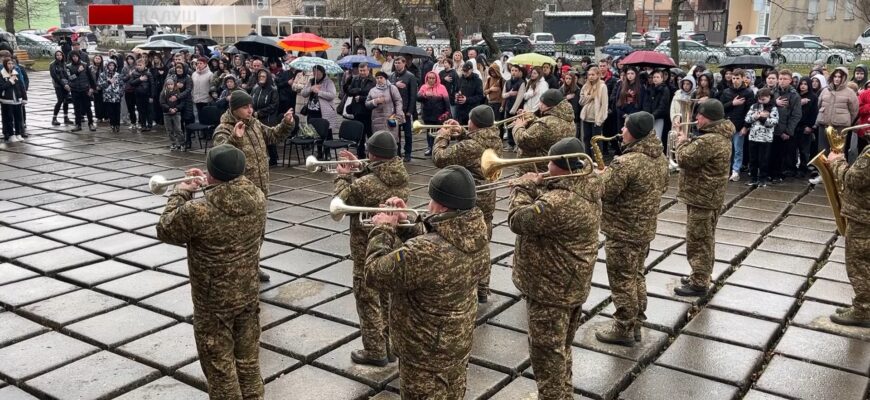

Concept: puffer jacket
[[833, 146, 870, 224], [432, 126, 503, 219], [509, 173, 601, 307], [817, 68, 859, 128], [67, 58, 94, 93], [157, 176, 266, 311], [601, 134, 669, 243], [301, 76, 340, 132], [676, 118, 734, 209], [251, 74, 279, 126], [98, 68, 123, 103], [484, 63, 504, 104], [49, 55, 69, 89], [366, 83, 403, 136], [128, 67, 153, 98], [513, 100, 575, 174], [642, 83, 671, 120], [171, 70, 195, 122], [858, 87, 870, 137], [670, 77, 695, 123]]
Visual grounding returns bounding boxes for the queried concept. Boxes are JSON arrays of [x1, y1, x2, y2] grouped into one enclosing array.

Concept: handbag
[[299, 104, 309, 116], [298, 123, 319, 139], [341, 95, 354, 119]]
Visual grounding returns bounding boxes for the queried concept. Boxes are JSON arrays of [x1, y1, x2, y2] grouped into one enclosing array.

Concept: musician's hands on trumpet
[[436, 119, 463, 139], [336, 150, 363, 175], [177, 168, 207, 191], [371, 197, 409, 227], [512, 109, 533, 129]]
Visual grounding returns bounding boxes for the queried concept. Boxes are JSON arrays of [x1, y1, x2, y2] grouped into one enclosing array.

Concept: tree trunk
[[387, 0, 417, 46], [669, 0, 682, 65], [592, 0, 604, 46], [625, 0, 636, 43], [433, 0, 460, 51], [480, 22, 500, 56], [4, 0, 14, 33]]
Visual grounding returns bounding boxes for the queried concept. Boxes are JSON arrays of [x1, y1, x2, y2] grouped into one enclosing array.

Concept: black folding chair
[[187, 106, 221, 153], [323, 120, 363, 159]]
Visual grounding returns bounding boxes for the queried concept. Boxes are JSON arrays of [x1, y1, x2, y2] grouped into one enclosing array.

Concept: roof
[[544, 11, 626, 17]]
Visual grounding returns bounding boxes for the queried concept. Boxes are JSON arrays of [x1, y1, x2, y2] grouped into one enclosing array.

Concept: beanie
[[428, 166, 476, 210], [626, 111, 654, 139], [206, 144, 246, 182], [697, 99, 725, 121], [469, 105, 495, 128], [540, 89, 564, 107], [366, 131, 397, 159], [230, 90, 252, 111], [548, 137, 586, 171]]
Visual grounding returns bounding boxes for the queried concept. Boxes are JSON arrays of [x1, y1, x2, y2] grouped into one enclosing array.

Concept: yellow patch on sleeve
[[534, 204, 543, 214], [395, 250, 404, 263]]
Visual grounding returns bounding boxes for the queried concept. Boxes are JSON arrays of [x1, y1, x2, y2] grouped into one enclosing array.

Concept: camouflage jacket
[[676, 119, 733, 210], [833, 146, 870, 225], [512, 100, 575, 174], [334, 157, 410, 267], [509, 174, 601, 307], [365, 208, 488, 372], [213, 110, 295, 196], [157, 176, 266, 311], [601, 135, 669, 243], [432, 126, 502, 218]]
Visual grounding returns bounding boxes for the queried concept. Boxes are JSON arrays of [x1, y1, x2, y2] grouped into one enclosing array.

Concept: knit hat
[[548, 137, 586, 171], [206, 144, 246, 182], [230, 90, 252, 110], [469, 105, 495, 128], [197, 56, 208, 64], [626, 112, 654, 139], [540, 89, 564, 107], [697, 99, 725, 121], [428, 166, 476, 210], [462, 61, 474, 71], [366, 130, 397, 159]]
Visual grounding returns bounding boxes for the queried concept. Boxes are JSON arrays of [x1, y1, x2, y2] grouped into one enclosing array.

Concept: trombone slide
[[306, 156, 369, 173]]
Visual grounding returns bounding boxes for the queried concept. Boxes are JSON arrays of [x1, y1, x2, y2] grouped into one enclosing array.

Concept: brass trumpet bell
[[479, 149, 594, 182], [329, 197, 427, 227]]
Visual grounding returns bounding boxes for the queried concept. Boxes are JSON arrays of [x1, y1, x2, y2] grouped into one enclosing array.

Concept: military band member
[[594, 112, 669, 346], [334, 131, 410, 366], [828, 146, 870, 327], [366, 166, 487, 398], [673, 100, 733, 296], [433, 104, 502, 303], [213, 90, 296, 282], [157, 145, 266, 400], [511, 89, 576, 174], [508, 137, 601, 399]]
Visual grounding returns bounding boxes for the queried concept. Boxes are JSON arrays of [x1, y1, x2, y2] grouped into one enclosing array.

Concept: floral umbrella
[[289, 56, 343, 74]]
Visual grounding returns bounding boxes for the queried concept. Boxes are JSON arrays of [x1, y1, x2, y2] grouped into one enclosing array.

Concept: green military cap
[[548, 137, 585, 171], [429, 166, 476, 210], [626, 111, 654, 139], [367, 130, 397, 159], [207, 144, 246, 182]]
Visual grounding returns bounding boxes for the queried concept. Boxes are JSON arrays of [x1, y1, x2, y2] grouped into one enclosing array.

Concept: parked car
[[724, 34, 771, 56], [762, 39, 855, 65], [601, 43, 634, 57], [655, 40, 725, 64], [462, 35, 534, 59], [680, 32, 708, 45], [855, 26, 870, 54], [567, 34, 595, 55], [644, 30, 670, 47], [530, 32, 556, 56], [608, 32, 645, 47], [15, 32, 58, 57], [780, 34, 822, 43]]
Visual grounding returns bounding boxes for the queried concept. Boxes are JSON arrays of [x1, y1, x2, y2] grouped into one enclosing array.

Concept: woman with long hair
[[49, 50, 71, 126], [302, 64, 340, 160], [560, 70, 583, 139], [484, 63, 505, 138], [90, 54, 106, 122], [237, 66, 252, 92], [579, 66, 609, 156], [510, 66, 548, 115], [0, 57, 26, 141], [641, 70, 671, 146], [252, 69, 280, 165], [614, 66, 642, 130], [417, 71, 451, 155]]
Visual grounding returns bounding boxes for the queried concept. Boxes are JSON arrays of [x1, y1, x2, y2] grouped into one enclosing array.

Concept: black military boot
[[477, 289, 489, 304], [634, 324, 642, 342], [674, 282, 708, 297], [52, 117, 60, 126], [258, 268, 270, 282], [830, 309, 870, 328], [595, 323, 635, 347], [350, 349, 389, 367]]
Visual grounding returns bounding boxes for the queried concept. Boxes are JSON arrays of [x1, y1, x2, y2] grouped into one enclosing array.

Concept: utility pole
[[25, 0, 31, 29]]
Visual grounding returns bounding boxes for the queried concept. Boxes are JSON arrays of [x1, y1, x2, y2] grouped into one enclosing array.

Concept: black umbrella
[[51, 28, 75, 37], [184, 36, 218, 47], [234, 35, 285, 58], [388, 45, 428, 58], [223, 45, 246, 55], [719, 55, 773, 69]]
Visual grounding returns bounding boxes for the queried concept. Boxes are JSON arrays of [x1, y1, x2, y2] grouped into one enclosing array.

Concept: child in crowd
[[160, 78, 184, 151], [744, 88, 779, 187]]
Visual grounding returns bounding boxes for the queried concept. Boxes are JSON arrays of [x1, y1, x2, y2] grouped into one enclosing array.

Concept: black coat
[[772, 85, 802, 137], [390, 69, 418, 116], [345, 75, 375, 118], [720, 85, 755, 130], [454, 72, 485, 120], [439, 69, 459, 105], [642, 84, 671, 120], [67, 61, 95, 93], [274, 69, 296, 113], [251, 81, 279, 126], [50, 59, 69, 89], [503, 77, 524, 115], [417, 94, 451, 123]]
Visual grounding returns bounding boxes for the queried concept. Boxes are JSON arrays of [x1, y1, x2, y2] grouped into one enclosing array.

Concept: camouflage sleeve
[[838, 156, 870, 191], [432, 138, 480, 169], [513, 122, 547, 152], [600, 157, 630, 204], [260, 119, 295, 145], [507, 182, 559, 236], [156, 190, 198, 246], [365, 225, 424, 292], [676, 137, 710, 170], [212, 125, 237, 147], [333, 174, 354, 202]]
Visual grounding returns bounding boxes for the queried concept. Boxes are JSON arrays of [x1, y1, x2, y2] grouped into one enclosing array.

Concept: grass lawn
[[30, 57, 53, 72]]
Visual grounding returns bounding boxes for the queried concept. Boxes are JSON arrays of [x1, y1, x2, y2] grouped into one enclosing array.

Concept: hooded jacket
[[745, 101, 779, 143], [676, 118, 734, 209], [417, 72, 451, 123], [251, 73, 279, 126], [812, 74, 828, 96], [432, 126, 503, 219], [67, 54, 95, 93], [365, 208, 489, 372], [484, 63, 505, 104], [510, 173, 601, 307], [171, 67, 195, 122], [98, 62, 123, 104], [797, 77, 820, 133], [852, 64, 868, 88], [49, 52, 69, 89], [157, 176, 266, 311], [772, 83, 802, 137], [817, 67, 859, 128], [601, 134, 669, 243], [0, 67, 26, 105], [514, 100, 576, 174], [670, 76, 695, 123]]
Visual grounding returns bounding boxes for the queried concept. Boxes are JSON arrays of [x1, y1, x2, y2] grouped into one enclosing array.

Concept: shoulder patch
[[395, 249, 406, 263], [533, 203, 544, 214]]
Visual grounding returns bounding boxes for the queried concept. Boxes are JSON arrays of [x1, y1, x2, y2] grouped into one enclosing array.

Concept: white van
[[857, 26, 870, 54], [530, 32, 556, 56], [677, 21, 695, 35]]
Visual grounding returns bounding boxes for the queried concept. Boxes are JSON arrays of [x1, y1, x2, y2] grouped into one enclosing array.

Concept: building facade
[[769, 0, 866, 46]]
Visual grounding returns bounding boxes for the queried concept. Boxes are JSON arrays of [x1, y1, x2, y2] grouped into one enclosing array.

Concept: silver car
[[15, 33, 57, 58], [725, 34, 771, 56], [655, 40, 726, 64], [763, 39, 855, 65]]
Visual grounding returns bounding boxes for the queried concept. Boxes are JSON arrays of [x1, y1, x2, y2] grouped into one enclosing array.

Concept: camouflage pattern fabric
[[432, 125, 502, 295], [527, 300, 584, 400], [334, 157, 410, 358], [365, 208, 488, 383], [834, 146, 870, 315], [676, 118, 733, 210], [512, 100, 576, 174], [605, 240, 650, 331], [686, 205, 720, 287], [398, 358, 469, 399], [845, 221, 870, 315], [192, 302, 263, 400], [213, 110, 295, 196], [833, 146, 870, 225]]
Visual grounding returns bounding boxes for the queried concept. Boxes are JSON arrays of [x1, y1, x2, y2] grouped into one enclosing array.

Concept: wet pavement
[[0, 72, 868, 399]]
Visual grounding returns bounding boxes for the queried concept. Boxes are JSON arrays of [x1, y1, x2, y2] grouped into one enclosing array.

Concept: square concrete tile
[[708, 284, 797, 322], [16, 246, 105, 274], [59, 260, 142, 287], [755, 355, 868, 400], [260, 278, 349, 311], [619, 365, 739, 400], [80, 232, 159, 257], [263, 365, 372, 400], [261, 248, 340, 276], [726, 266, 807, 297], [310, 293, 360, 327], [768, 225, 835, 244], [68, 203, 137, 222], [0, 312, 49, 347], [0, 226, 29, 242], [567, 346, 637, 399], [829, 246, 845, 263], [722, 206, 781, 222], [573, 315, 669, 363], [804, 279, 854, 306], [260, 241, 293, 259], [489, 376, 590, 400], [308, 260, 353, 288], [601, 296, 691, 334], [814, 261, 849, 283], [312, 337, 398, 387], [0, 331, 99, 383], [118, 323, 199, 371], [0, 207, 55, 225], [655, 334, 763, 387], [792, 300, 870, 342], [24, 351, 161, 400], [489, 299, 528, 333], [44, 223, 121, 244], [0, 277, 79, 308], [683, 308, 781, 350], [117, 243, 187, 269], [742, 389, 791, 400], [0, 263, 38, 285], [266, 225, 333, 247], [0, 386, 39, 399], [489, 264, 521, 298], [114, 377, 207, 400], [644, 271, 704, 304], [19, 289, 126, 328], [713, 228, 761, 248], [140, 285, 194, 321], [100, 211, 160, 231], [259, 347, 303, 382], [0, 235, 65, 259], [65, 306, 176, 348], [757, 236, 828, 260], [96, 270, 187, 301], [651, 254, 730, 283], [741, 250, 817, 276], [12, 215, 87, 234], [714, 216, 770, 234], [259, 302, 297, 330], [303, 234, 352, 258], [774, 326, 870, 376], [671, 242, 747, 264], [470, 324, 530, 374], [260, 314, 357, 362]]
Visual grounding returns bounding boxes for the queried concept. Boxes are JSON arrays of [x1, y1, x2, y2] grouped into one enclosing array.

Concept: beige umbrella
[[371, 37, 403, 47]]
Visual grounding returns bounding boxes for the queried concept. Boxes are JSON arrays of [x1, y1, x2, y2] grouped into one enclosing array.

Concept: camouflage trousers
[[398, 359, 468, 399], [477, 216, 494, 296], [353, 249, 391, 358], [605, 239, 650, 331], [846, 220, 870, 315], [192, 302, 263, 400], [527, 299, 584, 400], [686, 205, 720, 287]]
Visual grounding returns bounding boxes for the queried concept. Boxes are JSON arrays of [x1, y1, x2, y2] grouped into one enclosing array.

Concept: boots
[[64, 116, 72, 125], [477, 289, 488, 304], [52, 117, 60, 126], [674, 282, 708, 297], [258, 268, 271, 282], [595, 323, 636, 347], [350, 349, 389, 367], [830, 308, 870, 328], [634, 324, 642, 342]]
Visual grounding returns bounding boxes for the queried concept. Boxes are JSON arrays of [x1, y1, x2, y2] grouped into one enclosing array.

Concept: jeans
[[581, 121, 601, 157], [731, 131, 744, 173], [53, 86, 69, 118], [71, 90, 93, 126], [164, 113, 183, 146], [1, 104, 23, 137], [400, 117, 412, 158]]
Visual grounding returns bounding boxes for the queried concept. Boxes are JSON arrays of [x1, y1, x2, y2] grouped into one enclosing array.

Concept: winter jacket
[[0, 68, 26, 105], [744, 102, 780, 143], [670, 77, 695, 123], [49, 57, 69, 89], [160, 88, 182, 116], [817, 69, 859, 128], [579, 80, 608, 126], [274, 69, 297, 112], [484, 64, 504, 104], [676, 118, 734, 210], [561, 84, 582, 123], [67, 59, 95, 93], [301, 76, 340, 132], [366, 83, 403, 137], [513, 100, 575, 174], [439, 69, 459, 105], [543, 73, 560, 92], [390, 68, 418, 117], [852, 64, 868, 88], [797, 84, 820, 138], [832, 146, 870, 224], [771, 85, 802, 137], [642, 83, 671, 120], [417, 92, 451, 124], [432, 126, 503, 218], [98, 69, 123, 103], [128, 67, 153, 98], [455, 73, 485, 122], [344, 74, 375, 119], [150, 65, 167, 100], [191, 67, 214, 104], [171, 72, 196, 122], [251, 75, 279, 126], [858, 88, 870, 137], [502, 77, 523, 115], [720, 85, 755, 130]]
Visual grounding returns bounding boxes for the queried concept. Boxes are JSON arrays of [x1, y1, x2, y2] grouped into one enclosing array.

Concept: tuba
[[590, 134, 622, 171], [809, 124, 870, 235], [667, 99, 699, 173]]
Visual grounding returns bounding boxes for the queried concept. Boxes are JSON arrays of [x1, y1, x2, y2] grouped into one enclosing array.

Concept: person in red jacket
[[857, 81, 870, 154]]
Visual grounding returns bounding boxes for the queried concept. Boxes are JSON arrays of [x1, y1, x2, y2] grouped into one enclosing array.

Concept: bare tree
[[0, 0, 56, 32], [625, 0, 636, 42], [468, 0, 500, 56], [433, 0, 460, 50], [669, 0, 685, 64], [854, 0, 870, 23], [592, 0, 605, 45], [385, 0, 418, 45]]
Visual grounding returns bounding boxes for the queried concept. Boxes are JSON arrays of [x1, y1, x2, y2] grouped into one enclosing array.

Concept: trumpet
[[329, 197, 427, 227], [306, 156, 369, 173], [504, 113, 539, 129], [590, 134, 622, 170], [668, 99, 699, 172], [149, 174, 206, 195], [479, 148, 594, 184], [412, 120, 468, 136]]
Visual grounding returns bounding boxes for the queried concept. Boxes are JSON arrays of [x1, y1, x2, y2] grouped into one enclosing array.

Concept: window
[[826, 0, 837, 19], [808, 0, 818, 20], [844, 0, 855, 20], [805, 41, 823, 48]]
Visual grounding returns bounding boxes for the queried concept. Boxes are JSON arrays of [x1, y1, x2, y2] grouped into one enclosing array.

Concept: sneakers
[[88, 123, 97, 132], [809, 176, 823, 185], [746, 180, 758, 187], [769, 177, 783, 185], [71, 125, 82, 132], [729, 171, 740, 182], [595, 323, 636, 347], [759, 179, 769, 188], [423, 149, 432, 156], [63, 117, 73, 125], [258, 269, 271, 282], [830, 309, 870, 328], [674, 282, 708, 297], [350, 349, 389, 367]]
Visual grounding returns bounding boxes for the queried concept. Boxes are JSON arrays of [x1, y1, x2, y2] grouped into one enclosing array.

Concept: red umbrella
[[278, 32, 331, 53], [619, 50, 676, 68]]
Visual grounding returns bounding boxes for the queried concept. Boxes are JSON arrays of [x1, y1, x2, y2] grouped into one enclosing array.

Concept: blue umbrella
[[289, 56, 343, 75], [337, 55, 382, 69]]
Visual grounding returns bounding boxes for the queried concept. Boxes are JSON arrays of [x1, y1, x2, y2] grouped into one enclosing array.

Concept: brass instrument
[[476, 172, 552, 193], [590, 134, 622, 170], [809, 123, 870, 235], [479, 148, 594, 184], [667, 99, 699, 172], [329, 197, 428, 227], [412, 120, 468, 136], [149, 174, 206, 195], [306, 156, 369, 173], [505, 113, 539, 129]]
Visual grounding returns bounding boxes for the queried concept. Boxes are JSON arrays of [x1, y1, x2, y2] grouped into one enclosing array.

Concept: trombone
[[306, 156, 369, 173], [149, 174, 206, 195], [411, 114, 537, 137], [476, 149, 594, 192], [329, 197, 428, 227]]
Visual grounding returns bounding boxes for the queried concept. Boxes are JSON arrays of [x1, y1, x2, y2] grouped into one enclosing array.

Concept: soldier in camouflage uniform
[[157, 145, 266, 400], [673, 100, 733, 296], [512, 89, 576, 174], [829, 146, 870, 327], [366, 166, 487, 399], [212, 90, 295, 282], [432, 104, 502, 303], [595, 112, 669, 346], [333, 131, 410, 366], [509, 138, 601, 399]]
